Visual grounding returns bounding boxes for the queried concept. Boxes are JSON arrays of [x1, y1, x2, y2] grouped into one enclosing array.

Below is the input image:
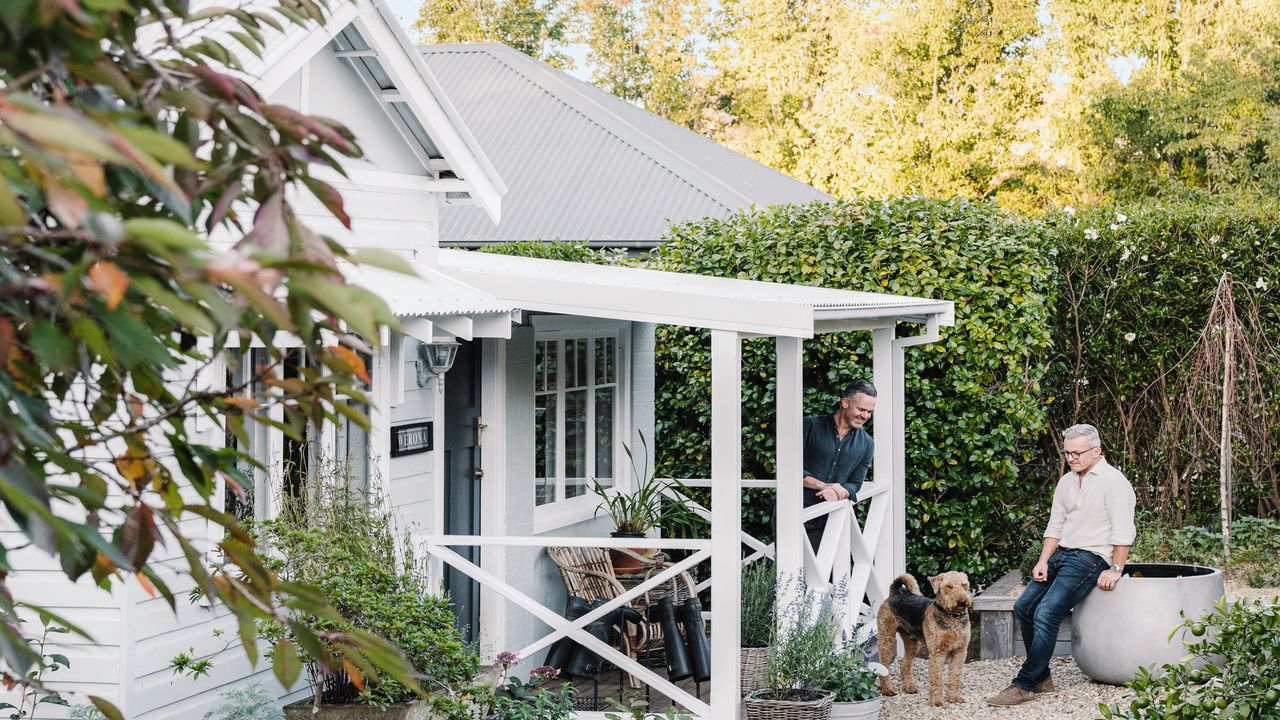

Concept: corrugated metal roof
[[438, 249, 954, 337], [419, 44, 833, 249], [342, 261, 514, 317]]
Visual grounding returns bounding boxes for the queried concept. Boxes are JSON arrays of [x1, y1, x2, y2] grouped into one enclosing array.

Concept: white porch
[[426, 250, 955, 719]]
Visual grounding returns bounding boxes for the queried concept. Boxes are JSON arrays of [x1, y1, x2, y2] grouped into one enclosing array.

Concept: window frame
[[532, 318, 630, 533]]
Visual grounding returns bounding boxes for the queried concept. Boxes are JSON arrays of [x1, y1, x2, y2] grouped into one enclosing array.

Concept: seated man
[[987, 423, 1136, 707]]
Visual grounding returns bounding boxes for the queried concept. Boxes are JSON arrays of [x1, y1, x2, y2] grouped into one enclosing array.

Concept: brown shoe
[[1033, 676, 1056, 694], [986, 684, 1036, 706]]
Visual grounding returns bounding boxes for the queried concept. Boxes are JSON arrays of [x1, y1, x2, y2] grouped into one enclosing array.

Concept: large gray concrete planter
[[1071, 563, 1224, 685]]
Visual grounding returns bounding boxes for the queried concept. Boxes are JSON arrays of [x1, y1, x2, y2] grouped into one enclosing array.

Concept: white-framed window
[[534, 322, 626, 529]]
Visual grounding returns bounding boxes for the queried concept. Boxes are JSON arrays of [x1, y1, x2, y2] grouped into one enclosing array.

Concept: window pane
[[536, 394, 557, 506], [565, 389, 587, 497], [546, 340, 558, 391], [535, 341, 545, 393], [575, 339, 588, 389], [595, 387, 614, 486]]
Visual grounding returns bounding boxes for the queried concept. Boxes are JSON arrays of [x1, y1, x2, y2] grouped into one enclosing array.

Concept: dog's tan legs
[[927, 650, 946, 707], [900, 637, 919, 694], [876, 611, 898, 696], [946, 650, 966, 703]]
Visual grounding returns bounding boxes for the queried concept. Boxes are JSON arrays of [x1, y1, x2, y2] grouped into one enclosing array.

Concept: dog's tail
[[888, 574, 921, 596]]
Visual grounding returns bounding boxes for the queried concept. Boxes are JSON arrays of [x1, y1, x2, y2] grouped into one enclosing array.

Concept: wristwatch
[[1109, 564, 1123, 573]]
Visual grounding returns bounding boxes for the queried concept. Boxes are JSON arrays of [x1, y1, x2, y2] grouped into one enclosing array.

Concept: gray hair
[[1062, 424, 1102, 448]]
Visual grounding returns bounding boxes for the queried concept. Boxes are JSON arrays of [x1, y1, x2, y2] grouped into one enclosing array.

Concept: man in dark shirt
[[801, 380, 876, 551]]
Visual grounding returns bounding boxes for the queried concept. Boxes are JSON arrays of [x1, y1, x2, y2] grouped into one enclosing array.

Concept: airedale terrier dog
[[875, 571, 972, 707]]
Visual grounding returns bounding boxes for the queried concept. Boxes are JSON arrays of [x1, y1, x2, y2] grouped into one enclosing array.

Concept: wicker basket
[[744, 688, 835, 720], [740, 646, 769, 696]]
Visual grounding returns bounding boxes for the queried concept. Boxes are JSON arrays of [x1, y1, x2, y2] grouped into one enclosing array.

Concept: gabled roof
[[159, 0, 506, 222], [419, 43, 834, 249]]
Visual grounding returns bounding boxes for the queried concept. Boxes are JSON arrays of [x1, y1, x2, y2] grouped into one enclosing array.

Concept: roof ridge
[[420, 43, 761, 213]]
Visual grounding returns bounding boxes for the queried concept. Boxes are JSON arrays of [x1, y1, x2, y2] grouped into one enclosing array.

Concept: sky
[[382, 0, 421, 29]]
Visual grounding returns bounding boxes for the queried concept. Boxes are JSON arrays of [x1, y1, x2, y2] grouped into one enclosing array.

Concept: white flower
[[1257, 277, 1269, 291], [1140, 254, 1148, 261], [1210, 234, 1221, 244], [1064, 206, 1076, 216], [1116, 213, 1127, 223], [1124, 332, 1137, 342], [1085, 228, 1099, 240], [1120, 248, 1131, 261], [1109, 223, 1120, 231]]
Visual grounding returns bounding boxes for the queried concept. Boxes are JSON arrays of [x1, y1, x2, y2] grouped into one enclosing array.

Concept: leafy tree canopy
[[0, 0, 418, 713]]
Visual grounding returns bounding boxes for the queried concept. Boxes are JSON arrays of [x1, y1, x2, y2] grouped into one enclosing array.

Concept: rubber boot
[[565, 600, 615, 680], [545, 596, 593, 672], [678, 596, 711, 683], [646, 595, 692, 681]]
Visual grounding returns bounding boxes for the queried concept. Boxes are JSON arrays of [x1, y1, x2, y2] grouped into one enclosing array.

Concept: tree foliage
[[0, 0, 416, 711], [413, 0, 575, 68]]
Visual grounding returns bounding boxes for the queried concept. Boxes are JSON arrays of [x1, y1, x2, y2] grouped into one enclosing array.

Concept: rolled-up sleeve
[[1044, 481, 1066, 539], [1107, 477, 1137, 546]]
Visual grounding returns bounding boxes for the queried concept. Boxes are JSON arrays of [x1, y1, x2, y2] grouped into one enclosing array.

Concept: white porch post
[[775, 336, 804, 584], [711, 330, 743, 717], [871, 326, 903, 589], [890, 341, 907, 576]]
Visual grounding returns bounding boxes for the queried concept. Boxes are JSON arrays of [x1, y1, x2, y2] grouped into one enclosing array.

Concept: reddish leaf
[[135, 571, 157, 599], [328, 345, 370, 385], [301, 176, 349, 229], [87, 261, 129, 309], [342, 658, 365, 691], [192, 64, 237, 102]]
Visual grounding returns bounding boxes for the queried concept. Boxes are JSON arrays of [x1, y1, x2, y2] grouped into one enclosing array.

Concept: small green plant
[[472, 652, 575, 720], [824, 641, 886, 703], [604, 698, 694, 719], [760, 574, 840, 698], [591, 433, 694, 535], [741, 560, 776, 648], [68, 706, 106, 720], [0, 614, 72, 719], [1097, 597, 1280, 719], [202, 682, 283, 720]]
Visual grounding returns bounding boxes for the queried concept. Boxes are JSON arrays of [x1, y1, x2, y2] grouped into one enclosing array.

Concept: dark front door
[[443, 340, 482, 643]]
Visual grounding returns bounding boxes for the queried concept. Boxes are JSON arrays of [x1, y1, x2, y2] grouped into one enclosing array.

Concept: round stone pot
[[1071, 563, 1224, 685]]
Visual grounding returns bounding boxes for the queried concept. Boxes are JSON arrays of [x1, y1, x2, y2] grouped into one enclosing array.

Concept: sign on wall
[[391, 421, 433, 457]]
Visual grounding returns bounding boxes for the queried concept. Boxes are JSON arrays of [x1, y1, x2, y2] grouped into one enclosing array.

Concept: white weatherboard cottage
[[1, 2, 955, 718]]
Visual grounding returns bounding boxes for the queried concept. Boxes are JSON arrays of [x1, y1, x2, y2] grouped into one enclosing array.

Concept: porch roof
[[344, 261, 516, 340], [437, 249, 954, 337]]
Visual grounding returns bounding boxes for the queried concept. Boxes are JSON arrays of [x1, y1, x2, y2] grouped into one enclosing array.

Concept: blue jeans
[[1012, 548, 1107, 690]]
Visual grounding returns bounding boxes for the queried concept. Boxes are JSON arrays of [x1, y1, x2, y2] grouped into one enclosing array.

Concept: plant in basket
[[740, 559, 777, 696], [745, 574, 839, 720]]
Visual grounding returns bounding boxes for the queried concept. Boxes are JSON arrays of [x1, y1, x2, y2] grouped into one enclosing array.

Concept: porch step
[[973, 570, 1074, 660]]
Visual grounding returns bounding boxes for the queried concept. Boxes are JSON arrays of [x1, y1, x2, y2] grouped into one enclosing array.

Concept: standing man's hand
[[1097, 569, 1122, 591], [816, 484, 846, 502], [1032, 561, 1049, 582]]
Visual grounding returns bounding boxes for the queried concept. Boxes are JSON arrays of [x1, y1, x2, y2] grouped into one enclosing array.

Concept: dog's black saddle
[[887, 592, 932, 641]]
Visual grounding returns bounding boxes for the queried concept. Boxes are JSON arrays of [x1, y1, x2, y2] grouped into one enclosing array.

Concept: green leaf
[[0, 177, 24, 226], [89, 696, 125, 720], [29, 321, 75, 370], [272, 637, 302, 688], [123, 218, 204, 251], [114, 125, 203, 169], [347, 248, 416, 275]]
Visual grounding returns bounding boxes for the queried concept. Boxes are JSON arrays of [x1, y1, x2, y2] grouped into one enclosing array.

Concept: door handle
[[473, 468, 484, 481]]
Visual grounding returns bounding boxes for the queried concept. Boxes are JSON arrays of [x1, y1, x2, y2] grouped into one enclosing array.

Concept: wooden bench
[[973, 570, 1074, 660]]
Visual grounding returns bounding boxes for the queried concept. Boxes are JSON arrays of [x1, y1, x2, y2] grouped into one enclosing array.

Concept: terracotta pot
[[609, 530, 650, 573]]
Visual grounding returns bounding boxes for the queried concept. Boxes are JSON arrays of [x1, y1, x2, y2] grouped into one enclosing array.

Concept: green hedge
[[653, 198, 1057, 583]]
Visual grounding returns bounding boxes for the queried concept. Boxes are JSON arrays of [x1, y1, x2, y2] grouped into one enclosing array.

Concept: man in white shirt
[[986, 424, 1137, 707]]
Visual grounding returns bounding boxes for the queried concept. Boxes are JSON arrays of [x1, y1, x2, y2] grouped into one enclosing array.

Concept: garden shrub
[[653, 198, 1057, 584], [255, 480, 478, 708], [1097, 598, 1280, 720], [1043, 201, 1280, 526]]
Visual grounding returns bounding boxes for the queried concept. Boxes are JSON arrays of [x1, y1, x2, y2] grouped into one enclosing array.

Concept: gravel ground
[[875, 582, 1279, 719], [877, 656, 1127, 720]]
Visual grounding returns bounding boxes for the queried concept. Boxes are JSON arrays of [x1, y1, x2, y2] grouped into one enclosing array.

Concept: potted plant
[[740, 559, 777, 696], [591, 433, 689, 573], [251, 472, 479, 719], [824, 640, 886, 720], [744, 575, 838, 720], [469, 651, 576, 720]]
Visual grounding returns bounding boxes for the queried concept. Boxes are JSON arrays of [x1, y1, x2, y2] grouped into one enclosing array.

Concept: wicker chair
[[546, 545, 699, 687]]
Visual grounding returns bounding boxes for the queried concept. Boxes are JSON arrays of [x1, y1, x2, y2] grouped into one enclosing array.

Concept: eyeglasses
[[1060, 448, 1099, 460]]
